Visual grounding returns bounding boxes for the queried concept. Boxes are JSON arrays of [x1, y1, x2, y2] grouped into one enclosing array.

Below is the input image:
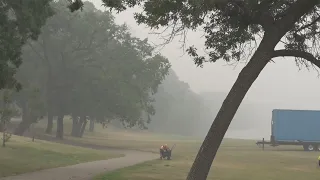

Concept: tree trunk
[[14, 120, 32, 136], [45, 111, 53, 134], [56, 114, 64, 139], [71, 115, 79, 137], [79, 118, 87, 138], [2, 121, 6, 147], [44, 32, 55, 135], [89, 118, 94, 132], [0, 123, 3, 132], [14, 105, 32, 136], [186, 39, 275, 180], [72, 116, 86, 137], [74, 116, 84, 137]]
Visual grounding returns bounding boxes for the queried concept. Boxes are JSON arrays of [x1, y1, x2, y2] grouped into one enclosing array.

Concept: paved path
[[0, 136, 158, 180]]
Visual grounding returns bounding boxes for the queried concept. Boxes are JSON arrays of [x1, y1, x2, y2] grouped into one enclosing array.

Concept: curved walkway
[[0, 135, 158, 180]]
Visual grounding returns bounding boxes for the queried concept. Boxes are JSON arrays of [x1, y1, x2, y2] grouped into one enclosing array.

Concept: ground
[[94, 139, 320, 180], [0, 148, 157, 180], [29, 118, 199, 153], [0, 135, 122, 178], [4, 118, 320, 180]]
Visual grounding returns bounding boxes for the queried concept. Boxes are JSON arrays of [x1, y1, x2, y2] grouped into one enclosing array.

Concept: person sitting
[[160, 144, 169, 159]]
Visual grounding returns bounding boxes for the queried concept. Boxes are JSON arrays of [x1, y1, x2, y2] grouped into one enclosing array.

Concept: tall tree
[[18, 0, 170, 139], [13, 45, 47, 136], [70, 0, 320, 179]]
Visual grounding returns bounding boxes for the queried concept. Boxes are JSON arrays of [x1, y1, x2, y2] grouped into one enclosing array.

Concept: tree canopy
[[0, 0, 54, 90], [11, 0, 171, 139], [69, 0, 320, 67]]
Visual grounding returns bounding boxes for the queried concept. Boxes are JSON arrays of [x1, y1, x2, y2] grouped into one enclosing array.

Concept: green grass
[[94, 139, 320, 180], [12, 117, 320, 180], [30, 117, 199, 153], [0, 135, 123, 177]]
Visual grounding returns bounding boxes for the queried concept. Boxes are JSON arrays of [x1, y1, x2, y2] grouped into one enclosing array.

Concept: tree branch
[[275, 0, 319, 35], [252, 0, 277, 29], [219, 0, 275, 29], [272, 49, 320, 68], [296, 15, 320, 32]]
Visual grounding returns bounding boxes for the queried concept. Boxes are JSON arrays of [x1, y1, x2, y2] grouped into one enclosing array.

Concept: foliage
[[0, 0, 54, 90], [14, 56, 47, 124], [17, 0, 171, 136], [68, 1, 320, 180], [0, 89, 20, 124], [0, 89, 18, 146], [69, 0, 320, 68]]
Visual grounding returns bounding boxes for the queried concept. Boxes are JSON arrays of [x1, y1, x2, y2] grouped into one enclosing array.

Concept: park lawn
[[31, 117, 200, 153], [67, 131, 199, 153], [18, 118, 320, 180], [95, 139, 320, 180], [0, 135, 123, 177]]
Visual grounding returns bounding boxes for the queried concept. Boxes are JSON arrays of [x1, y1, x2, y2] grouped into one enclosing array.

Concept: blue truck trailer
[[256, 109, 320, 151]]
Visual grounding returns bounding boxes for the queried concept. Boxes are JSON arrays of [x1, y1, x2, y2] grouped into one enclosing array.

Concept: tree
[[18, 0, 170, 139], [0, 0, 54, 91], [0, 0, 53, 136], [13, 45, 47, 136], [70, 0, 320, 179], [12, 87, 46, 136], [0, 89, 19, 147]]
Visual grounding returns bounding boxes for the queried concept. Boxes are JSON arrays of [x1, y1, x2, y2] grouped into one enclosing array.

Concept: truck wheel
[[316, 145, 320, 151]]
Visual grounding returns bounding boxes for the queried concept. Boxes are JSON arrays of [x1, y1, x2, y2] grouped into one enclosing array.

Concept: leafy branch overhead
[[1, 0, 54, 90], [68, 0, 320, 69]]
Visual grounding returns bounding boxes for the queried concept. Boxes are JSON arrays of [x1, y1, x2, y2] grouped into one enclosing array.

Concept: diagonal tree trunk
[[186, 37, 276, 180]]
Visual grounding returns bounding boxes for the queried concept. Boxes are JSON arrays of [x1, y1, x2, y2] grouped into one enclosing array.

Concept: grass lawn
[[94, 139, 320, 180], [12, 117, 320, 180], [0, 135, 123, 177], [30, 118, 199, 153]]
